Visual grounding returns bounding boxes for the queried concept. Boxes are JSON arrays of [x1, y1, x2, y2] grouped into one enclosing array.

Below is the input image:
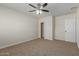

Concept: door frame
[[40, 22, 44, 39]]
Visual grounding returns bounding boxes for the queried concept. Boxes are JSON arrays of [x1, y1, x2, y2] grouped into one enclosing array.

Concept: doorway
[[41, 22, 44, 39]]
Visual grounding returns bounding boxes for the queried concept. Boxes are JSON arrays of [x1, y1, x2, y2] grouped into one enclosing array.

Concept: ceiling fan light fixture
[[28, 3, 48, 14], [40, 6, 43, 9], [36, 10, 42, 14]]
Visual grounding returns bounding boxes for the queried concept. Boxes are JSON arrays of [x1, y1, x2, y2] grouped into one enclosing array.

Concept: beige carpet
[[0, 39, 79, 56]]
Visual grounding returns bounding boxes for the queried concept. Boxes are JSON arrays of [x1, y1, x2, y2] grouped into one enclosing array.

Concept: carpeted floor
[[0, 39, 79, 56]]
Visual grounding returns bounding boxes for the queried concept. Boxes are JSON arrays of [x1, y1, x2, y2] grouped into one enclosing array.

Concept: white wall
[[55, 13, 76, 43], [76, 7, 79, 48], [0, 6, 38, 49], [55, 15, 65, 40], [39, 16, 54, 40]]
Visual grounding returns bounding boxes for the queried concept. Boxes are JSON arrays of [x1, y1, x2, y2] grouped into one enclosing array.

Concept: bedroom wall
[[0, 6, 38, 49], [76, 7, 79, 48], [55, 15, 65, 41]]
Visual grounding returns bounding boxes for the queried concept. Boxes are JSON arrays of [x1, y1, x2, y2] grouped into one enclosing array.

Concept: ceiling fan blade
[[29, 10, 36, 12], [42, 10, 49, 12], [29, 4, 37, 8], [43, 3, 48, 8]]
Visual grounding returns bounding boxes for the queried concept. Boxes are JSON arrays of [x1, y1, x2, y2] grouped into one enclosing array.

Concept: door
[[41, 22, 44, 39], [55, 13, 76, 43], [65, 14, 76, 43]]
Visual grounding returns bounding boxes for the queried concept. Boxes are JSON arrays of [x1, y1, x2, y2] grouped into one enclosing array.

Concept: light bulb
[[39, 10, 42, 14], [40, 6, 43, 9], [36, 10, 42, 14], [36, 10, 39, 14]]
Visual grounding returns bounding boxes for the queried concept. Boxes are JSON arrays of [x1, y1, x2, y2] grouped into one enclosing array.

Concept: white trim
[[0, 38, 37, 49]]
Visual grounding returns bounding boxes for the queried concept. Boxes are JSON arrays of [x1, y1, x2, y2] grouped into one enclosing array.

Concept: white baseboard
[[0, 38, 37, 49], [44, 38, 53, 40]]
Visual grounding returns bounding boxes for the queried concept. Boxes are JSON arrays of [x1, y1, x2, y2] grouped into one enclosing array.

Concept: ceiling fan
[[28, 3, 49, 14]]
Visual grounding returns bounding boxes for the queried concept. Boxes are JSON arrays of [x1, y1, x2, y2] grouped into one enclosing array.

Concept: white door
[[65, 14, 76, 43], [55, 13, 76, 43]]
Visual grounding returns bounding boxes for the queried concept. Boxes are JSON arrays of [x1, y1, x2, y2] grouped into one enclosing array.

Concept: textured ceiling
[[0, 3, 79, 18]]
